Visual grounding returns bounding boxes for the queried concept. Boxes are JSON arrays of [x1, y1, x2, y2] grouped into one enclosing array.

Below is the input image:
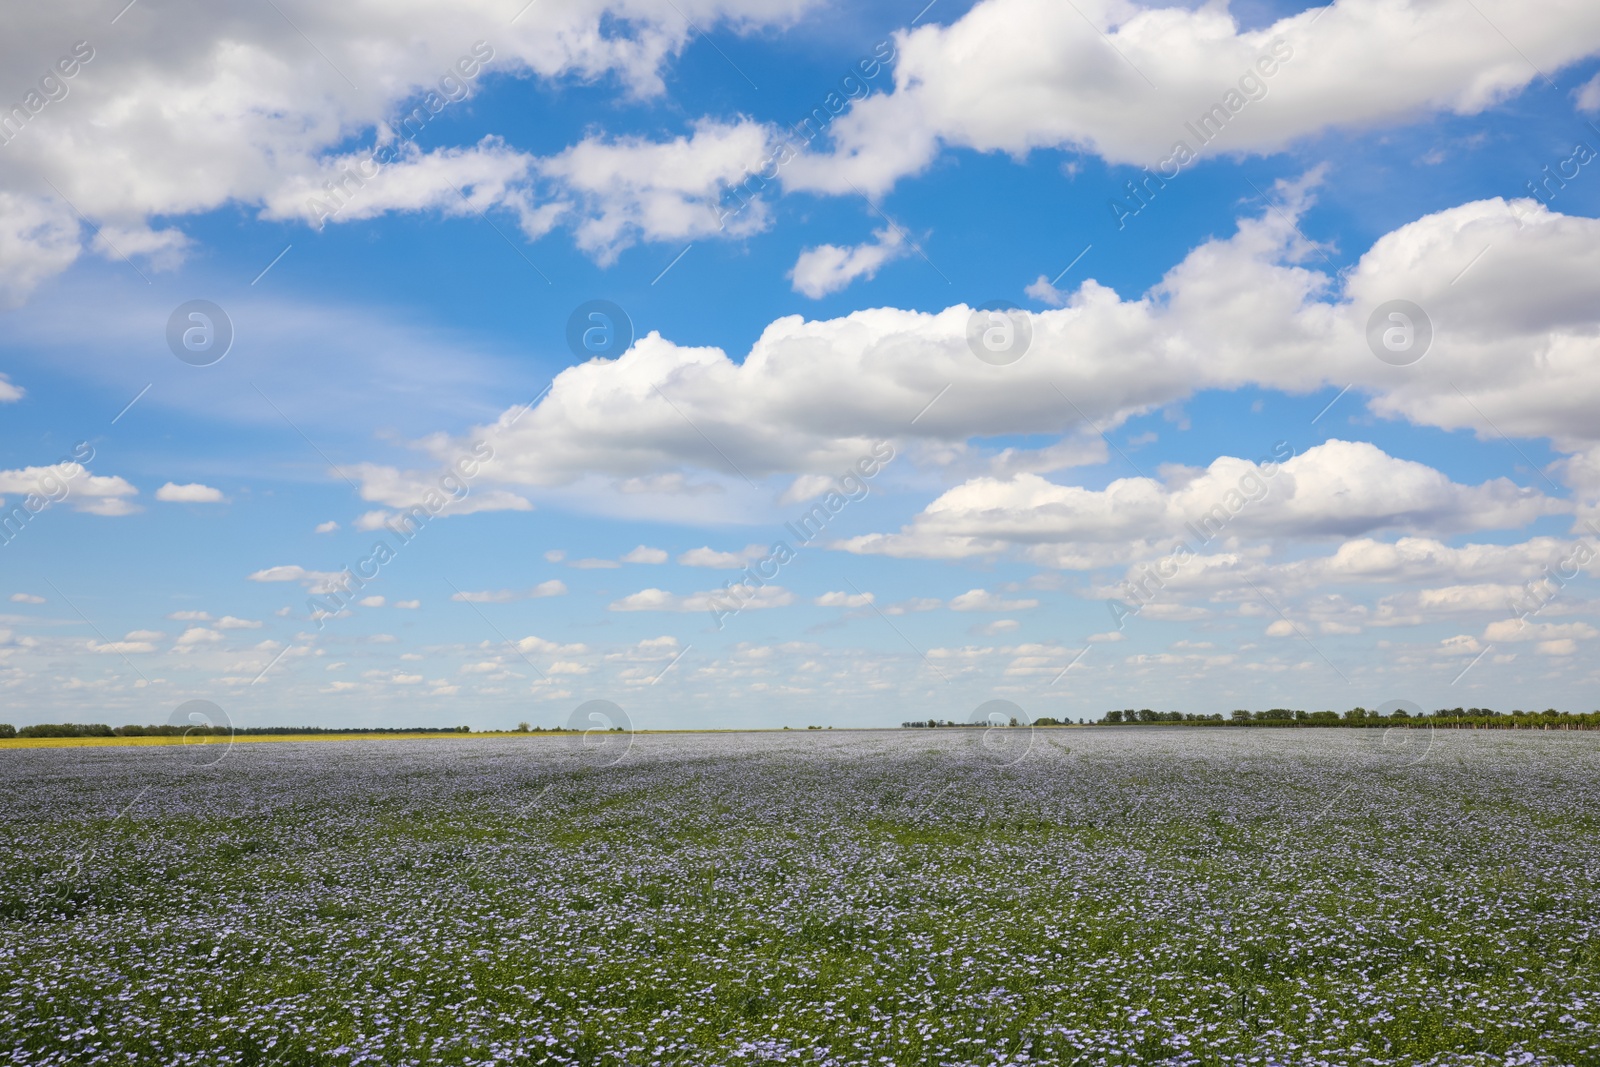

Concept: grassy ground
[[2, 728, 1597, 1066]]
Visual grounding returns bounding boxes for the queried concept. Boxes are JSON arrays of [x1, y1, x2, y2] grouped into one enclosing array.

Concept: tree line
[[1099, 707, 1600, 729], [0, 724, 473, 739]]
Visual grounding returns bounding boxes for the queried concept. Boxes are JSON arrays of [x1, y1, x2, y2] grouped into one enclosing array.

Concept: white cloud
[[90, 630, 162, 654], [315, 521, 340, 534], [0, 0, 824, 305], [1576, 72, 1600, 114], [394, 599, 421, 609], [155, 482, 226, 504], [678, 545, 765, 568], [570, 558, 622, 569], [782, 0, 1600, 195], [450, 580, 567, 603], [779, 473, 838, 505], [174, 627, 224, 648], [515, 635, 590, 656], [1019, 529, 1600, 641], [884, 597, 941, 615], [344, 462, 533, 523], [1537, 638, 1578, 656], [1024, 274, 1069, 308], [9, 593, 45, 604], [789, 227, 908, 298], [369, 188, 1600, 513], [167, 610, 212, 621], [216, 616, 263, 630], [840, 440, 1563, 562], [536, 119, 775, 263], [609, 585, 794, 612], [0, 193, 79, 308], [1482, 620, 1597, 644], [622, 545, 668, 564], [260, 137, 540, 232], [0, 374, 22, 402], [0, 464, 138, 514], [247, 565, 348, 594], [357, 596, 386, 608], [948, 588, 1040, 612], [815, 591, 873, 608]]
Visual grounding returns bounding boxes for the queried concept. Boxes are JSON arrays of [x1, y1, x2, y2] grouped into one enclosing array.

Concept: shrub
[[19, 724, 114, 738]]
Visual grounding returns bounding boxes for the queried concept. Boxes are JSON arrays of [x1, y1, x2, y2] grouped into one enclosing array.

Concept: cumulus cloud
[[0, 0, 821, 305], [948, 589, 1041, 612], [815, 591, 873, 607], [9, 593, 45, 604], [356, 191, 1600, 511], [782, 0, 1600, 195], [622, 545, 669, 564], [1482, 619, 1598, 643], [609, 585, 794, 612], [515, 635, 590, 656], [839, 440, 1564, 562], [1037, 532, 1600, 640], [450, 580, 567, 603], [536, 119, 775, 262], [788, 227, 908, 298], [0, 464, 138, 515], [678, 545, 766, 568], [1576, 72, 1600, 114], [247, 565, 348, 594], [155, 482, 226, 503], [344, 462, 533, 525], [0, 374, 23, 402], [90, 630, 163, 654], [884, 597, 942, 615], [173, 627, 224, 648]]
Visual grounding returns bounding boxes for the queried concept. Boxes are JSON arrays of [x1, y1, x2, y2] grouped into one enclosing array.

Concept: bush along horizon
[[1096, 707, 1600, 729]]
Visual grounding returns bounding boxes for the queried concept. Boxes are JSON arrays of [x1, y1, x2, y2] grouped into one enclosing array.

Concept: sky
[[3, 0, 1600, 731]]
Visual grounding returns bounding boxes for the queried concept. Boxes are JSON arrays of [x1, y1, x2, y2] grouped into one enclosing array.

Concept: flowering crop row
[[2, 729, 1597, 1065]]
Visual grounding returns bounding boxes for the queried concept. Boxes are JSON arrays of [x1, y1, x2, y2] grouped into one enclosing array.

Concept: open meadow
[[4, 727, 1599, 1066]]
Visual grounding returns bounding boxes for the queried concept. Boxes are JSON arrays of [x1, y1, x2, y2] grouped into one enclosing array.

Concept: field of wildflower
[[3, 726, 1598, 1066]]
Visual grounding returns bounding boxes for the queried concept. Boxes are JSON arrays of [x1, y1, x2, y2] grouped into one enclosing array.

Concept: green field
[[3, 728, 1597, 1065]]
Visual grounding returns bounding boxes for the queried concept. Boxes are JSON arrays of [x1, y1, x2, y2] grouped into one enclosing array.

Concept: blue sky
[[3, 0, 1600, 729]]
